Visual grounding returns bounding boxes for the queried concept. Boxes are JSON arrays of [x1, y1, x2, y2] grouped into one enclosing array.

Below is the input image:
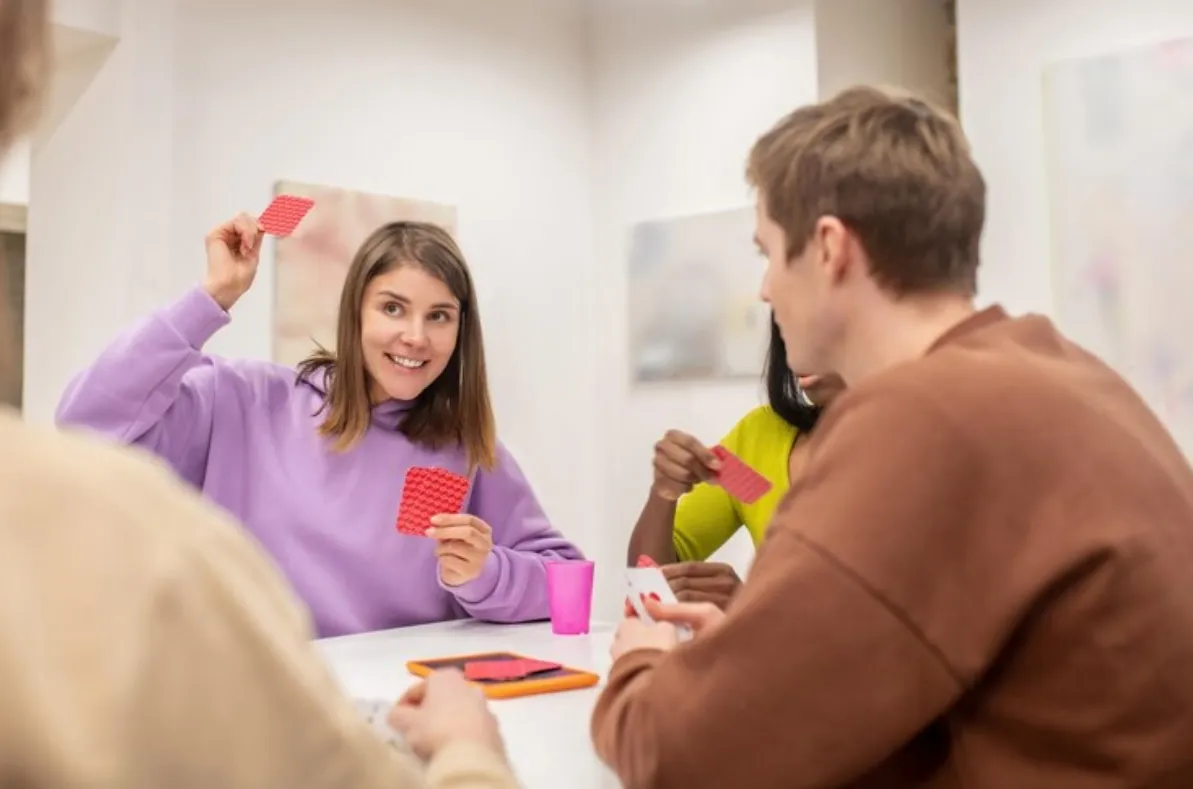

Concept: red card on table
[[396, 467, 470, 536], [711, 445, 772, 504], [258, 194, 314, 237], [463, 658, 561, 682]]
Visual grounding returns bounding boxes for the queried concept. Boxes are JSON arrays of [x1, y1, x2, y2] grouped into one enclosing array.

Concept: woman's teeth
[[385, 353, 427, 369]]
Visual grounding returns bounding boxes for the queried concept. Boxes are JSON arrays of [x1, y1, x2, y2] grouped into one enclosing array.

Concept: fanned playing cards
[[396, 467, 470, 536]]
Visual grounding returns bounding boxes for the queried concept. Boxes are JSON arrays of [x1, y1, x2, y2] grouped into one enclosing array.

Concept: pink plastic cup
[[546, 560, 594, 635]]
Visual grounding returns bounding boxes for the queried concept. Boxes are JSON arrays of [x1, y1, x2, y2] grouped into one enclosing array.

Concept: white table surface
[[317, 620, 623, 789]]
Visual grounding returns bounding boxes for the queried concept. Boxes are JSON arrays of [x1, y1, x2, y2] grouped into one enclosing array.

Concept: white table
[[317, 620, 623, 789]]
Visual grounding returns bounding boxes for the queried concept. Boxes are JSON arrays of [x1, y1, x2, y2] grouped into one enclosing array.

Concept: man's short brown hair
[[0, 0, 50, 152], [747, 85, 986, 296]]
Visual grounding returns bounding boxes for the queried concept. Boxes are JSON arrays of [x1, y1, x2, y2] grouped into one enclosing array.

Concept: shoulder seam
[[785, 529, 967, 688]]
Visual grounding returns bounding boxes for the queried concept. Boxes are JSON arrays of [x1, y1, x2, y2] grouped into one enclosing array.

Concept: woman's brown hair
[[296, 222, 497, 470]]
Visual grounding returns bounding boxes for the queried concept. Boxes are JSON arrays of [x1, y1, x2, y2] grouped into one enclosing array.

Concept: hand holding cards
[[625, 566, 693, 641], [649, 429, 773, 504], [396, 467, 492, 585]]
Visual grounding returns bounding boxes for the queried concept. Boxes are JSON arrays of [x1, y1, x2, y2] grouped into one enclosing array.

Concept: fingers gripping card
[[711, 445, 773, 504], [259, 194, 314, 236], [396, 467, 470, 536], [625, 555, 660, 616], [624, 567, 679, 623], [624, 566, 692, 640]]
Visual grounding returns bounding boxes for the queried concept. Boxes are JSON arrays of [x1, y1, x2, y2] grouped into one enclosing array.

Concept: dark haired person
[[594, 86, 1193, 787], [627, 320, 843, 607], [56, 214, 583, 637]]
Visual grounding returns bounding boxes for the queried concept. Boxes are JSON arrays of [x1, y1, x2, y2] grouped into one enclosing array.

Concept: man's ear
[[816, 216, 850, 286]]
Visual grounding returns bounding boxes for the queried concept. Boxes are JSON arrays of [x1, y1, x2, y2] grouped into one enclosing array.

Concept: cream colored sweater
[[0, 410, 520, 788]]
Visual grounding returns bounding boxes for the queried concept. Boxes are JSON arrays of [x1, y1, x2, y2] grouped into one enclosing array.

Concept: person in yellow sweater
[[627, 320, 844, 607]]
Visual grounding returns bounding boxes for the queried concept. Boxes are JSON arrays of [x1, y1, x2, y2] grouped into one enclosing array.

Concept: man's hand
[[662, 561, 741, 608], [611, 616, 680, 661], [611, 597, 728, 662]]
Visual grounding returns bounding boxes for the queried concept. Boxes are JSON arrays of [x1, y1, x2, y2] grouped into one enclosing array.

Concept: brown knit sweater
[[592, 306, 1193, 788]]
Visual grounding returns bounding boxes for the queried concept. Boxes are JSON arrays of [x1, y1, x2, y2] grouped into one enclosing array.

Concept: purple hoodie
[[56, 287, 584, 637]]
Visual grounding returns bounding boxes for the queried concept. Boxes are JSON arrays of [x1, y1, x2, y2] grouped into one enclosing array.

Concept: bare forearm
[[627, 493, 679, 565]]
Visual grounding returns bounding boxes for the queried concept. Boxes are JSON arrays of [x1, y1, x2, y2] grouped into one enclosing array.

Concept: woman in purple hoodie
[[57, 212, 584, 637]]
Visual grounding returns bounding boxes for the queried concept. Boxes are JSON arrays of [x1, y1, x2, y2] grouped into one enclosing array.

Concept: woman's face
[[360, 265, 460, 403], [796, 373, 846, 407]]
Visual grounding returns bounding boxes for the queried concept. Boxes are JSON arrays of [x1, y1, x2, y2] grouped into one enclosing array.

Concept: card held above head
[[258, 194, 314, 237]]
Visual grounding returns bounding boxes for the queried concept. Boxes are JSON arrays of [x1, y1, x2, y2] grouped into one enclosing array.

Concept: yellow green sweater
[[672, 405, 799, 562]]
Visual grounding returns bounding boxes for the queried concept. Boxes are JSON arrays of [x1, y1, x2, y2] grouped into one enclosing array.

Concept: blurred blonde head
[[0, 0, 50, 152], [0, 0, 51, 395]]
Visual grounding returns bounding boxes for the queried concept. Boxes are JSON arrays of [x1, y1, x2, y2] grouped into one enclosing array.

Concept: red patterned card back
[[464, 660, 526, 681], [463, 658, 561, 682], [711, 445, 772, 504], [396, 467, 470, 536], [259, 194, 314, 237]]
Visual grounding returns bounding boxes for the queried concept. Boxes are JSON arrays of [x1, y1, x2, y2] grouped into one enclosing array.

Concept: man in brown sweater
[[0, 3, 518, 787], [592, 86, 1193, 787]]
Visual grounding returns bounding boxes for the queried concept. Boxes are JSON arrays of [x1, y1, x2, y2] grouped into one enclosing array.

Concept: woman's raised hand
[[203, 212, 265, 311]]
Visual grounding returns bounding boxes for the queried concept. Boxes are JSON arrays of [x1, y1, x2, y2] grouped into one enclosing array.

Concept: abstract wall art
[[1043, 36, 1193, 452], [271, 180, 457, 367], [627, 207, 769, 383]]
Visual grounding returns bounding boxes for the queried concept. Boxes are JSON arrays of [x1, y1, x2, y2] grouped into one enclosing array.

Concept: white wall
[[957, 0, 1193, 313], [588, 0, 818, 608], [26, 1, 174, 422], [28, 0, 602, 560], [815, 0, 953, 107]]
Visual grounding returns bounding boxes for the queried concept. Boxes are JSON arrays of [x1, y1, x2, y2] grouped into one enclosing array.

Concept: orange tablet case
[[406, 651, 600, 699]]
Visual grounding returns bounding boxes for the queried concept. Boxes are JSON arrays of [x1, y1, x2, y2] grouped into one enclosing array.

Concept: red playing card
[[463, 658, 562, 682], [464, 660, 529, 681], [516, 659, 561, 675], [259, 194, 314, 237], [711, 445, 773, 504], [395, 467, 470, 537]]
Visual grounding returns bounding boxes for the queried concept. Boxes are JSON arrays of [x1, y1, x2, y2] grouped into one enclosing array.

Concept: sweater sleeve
[[55, 287, 231, 486], [590, 391, 980, 789], [443, 443, 585, 623], [425, 742, 523, 789]]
